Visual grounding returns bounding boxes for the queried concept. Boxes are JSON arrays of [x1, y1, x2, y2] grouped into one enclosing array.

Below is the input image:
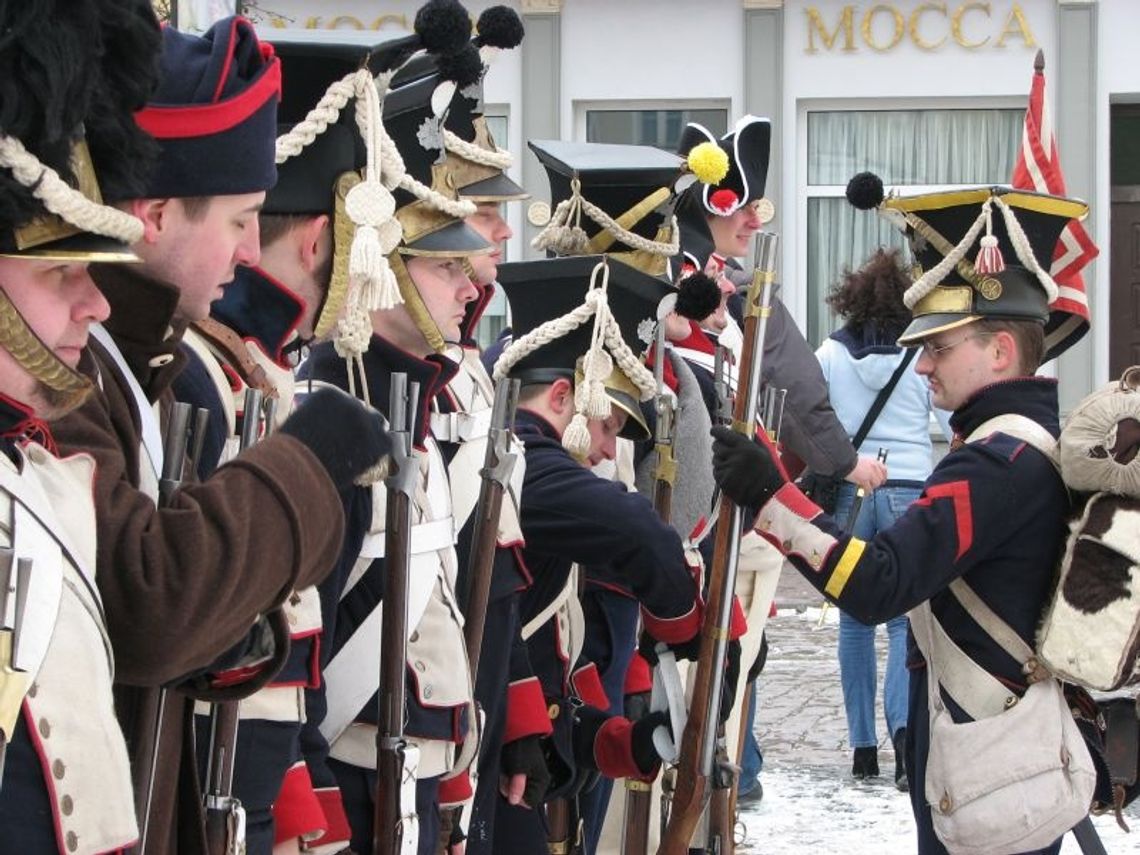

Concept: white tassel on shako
[[533, 177, 590, 256], [346, 66, 404, 311], [974, 202, 1005, 275]]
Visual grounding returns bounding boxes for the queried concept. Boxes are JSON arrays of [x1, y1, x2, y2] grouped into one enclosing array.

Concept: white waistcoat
[[0, 445, 136, 852]]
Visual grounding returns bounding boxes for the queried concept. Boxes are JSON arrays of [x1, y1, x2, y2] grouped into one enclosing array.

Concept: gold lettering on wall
[[806, 2, 1035, 53], [264, 13, 411, 32], [862, 4, 906, 52], [951, 2, 991, 49], [806, 6, 856, 53], [995, 4, 1036, 48], [909, 2, 948, 51]]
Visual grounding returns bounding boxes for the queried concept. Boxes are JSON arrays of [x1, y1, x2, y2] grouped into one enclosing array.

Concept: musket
[[711, 388, 788, 852], [132, 402, 196, 854], [658, 233, 779, 855], [374, 374, 421, 855], [458, 377, 520, 679], [623, 305, 678, 855], [203, 388, 266, 855]]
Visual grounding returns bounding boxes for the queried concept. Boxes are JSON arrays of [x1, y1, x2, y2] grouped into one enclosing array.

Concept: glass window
[[586, 108, 728, 152], [805, 108, 1023, 344]]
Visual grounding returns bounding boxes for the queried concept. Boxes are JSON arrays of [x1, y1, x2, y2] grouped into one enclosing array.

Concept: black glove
[[500, 735, 552, 809], [279, 387, 392, 491], [630, 710, 670, 775], [625, 691, 651, 722], [711, 425, 787, 508]]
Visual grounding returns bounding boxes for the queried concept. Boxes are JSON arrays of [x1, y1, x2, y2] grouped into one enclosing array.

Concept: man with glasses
[[709, 181, 1091, 854]]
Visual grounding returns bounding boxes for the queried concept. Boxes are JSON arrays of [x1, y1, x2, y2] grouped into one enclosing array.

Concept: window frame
[[795, 94, 1026, 345]]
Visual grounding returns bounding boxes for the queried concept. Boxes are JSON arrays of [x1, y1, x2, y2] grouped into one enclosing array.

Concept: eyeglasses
[[920, 332, 993, 360]]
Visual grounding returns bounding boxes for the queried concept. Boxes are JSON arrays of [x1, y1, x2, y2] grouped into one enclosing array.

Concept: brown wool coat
[[50, 264, 346, 853]]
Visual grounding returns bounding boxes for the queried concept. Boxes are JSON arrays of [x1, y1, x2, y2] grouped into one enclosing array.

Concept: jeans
[[833, 481, 923, 748], [737, 685, 764, 794]]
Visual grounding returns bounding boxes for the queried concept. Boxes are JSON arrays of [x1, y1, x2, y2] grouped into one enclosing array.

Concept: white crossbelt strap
[[429, 408, 494, 444], [521, 567, 576, 642], [90, 323, 163, 499], [908, 412, 1058, 721], [358, 517, 455, 560]]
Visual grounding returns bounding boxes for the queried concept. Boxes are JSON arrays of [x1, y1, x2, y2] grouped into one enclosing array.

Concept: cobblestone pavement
[[730, 568, 1139, 854]]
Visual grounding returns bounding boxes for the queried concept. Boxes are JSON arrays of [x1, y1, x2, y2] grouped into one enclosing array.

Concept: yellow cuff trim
[[824, 538, 866, 599]]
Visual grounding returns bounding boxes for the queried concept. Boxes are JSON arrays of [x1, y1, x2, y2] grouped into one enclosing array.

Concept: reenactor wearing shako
[[397, 11, 563, 854], [711, 177, 1092, 854], [295, 11, 491, 851], [159, 33, 413, 853], [49, 17, 392, 853], [0, 1, 159, 850], [672, 117, 889, 791], [491, 246, 728, 850], [519, 138, 740, 853]]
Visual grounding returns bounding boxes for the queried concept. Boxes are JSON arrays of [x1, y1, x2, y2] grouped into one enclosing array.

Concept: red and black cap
[[133, 16, 281, 200], [677, 115, 770, 217]]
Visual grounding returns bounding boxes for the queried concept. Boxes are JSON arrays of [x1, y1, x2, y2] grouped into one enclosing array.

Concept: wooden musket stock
[[657, 233, 779, 855]]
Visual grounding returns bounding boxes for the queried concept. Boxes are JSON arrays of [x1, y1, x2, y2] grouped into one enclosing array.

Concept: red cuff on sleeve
[[438, 770, 473, 807], [641, 602, 700, 645], [272, 762, 326, 844], [306, 788, 351, 849], [623, 652, 652, 696], [504, 677, 554, 743], [729, 596, 748, 641], [593, 716, 652, 781], [571, 662, 609, 710]]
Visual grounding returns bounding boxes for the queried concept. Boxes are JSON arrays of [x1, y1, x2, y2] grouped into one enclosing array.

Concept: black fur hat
[[0, 0, 160, 257]]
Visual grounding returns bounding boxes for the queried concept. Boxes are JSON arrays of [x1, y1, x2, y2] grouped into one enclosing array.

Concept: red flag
[[1010, 49, 1098, 360]]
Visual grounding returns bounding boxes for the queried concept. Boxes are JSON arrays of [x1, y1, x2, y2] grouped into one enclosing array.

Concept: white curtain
[[806, 108, 1023, 344]]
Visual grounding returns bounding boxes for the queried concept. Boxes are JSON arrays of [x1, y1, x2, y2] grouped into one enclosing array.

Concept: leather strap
[[192, 317, 278, 399]]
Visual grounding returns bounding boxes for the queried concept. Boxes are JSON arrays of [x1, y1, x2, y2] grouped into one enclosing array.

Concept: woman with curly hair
[[816, 247, 951, 790]]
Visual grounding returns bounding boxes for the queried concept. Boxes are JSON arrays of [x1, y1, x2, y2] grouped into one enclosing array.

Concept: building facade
[[248, 0, 1138, 409]]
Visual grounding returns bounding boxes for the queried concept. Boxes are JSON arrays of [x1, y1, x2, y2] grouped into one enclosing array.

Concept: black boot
[[851, 746, 879, 780], [893, 728, 908, 792]]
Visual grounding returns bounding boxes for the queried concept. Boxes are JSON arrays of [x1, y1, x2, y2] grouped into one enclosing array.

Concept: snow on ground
[[735, 764, 1139, 854]]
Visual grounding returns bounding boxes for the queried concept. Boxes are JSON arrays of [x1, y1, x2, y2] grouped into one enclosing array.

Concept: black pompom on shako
[[438, 43, 484, 88], [475, 6, 524, 49], [846, 171, 885, 210], [414, 0, 472, 55], [675, 272, 722, 321]]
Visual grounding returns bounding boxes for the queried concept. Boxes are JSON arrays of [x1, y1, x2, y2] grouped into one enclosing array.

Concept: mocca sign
[[805, 2, 1037, 53], [262, 13, 412, 30]]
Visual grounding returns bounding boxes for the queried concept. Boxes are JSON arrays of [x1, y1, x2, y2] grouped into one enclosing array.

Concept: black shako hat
[[847, 179, 1089, 346], [134, 17, 281, 200], [677, 115, 770, 218], [494, 255, 677, 443], [528, 140, 683, 279]]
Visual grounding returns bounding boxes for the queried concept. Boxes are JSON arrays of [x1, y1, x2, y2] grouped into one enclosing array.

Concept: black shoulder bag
[[800, 348, 917, 514]]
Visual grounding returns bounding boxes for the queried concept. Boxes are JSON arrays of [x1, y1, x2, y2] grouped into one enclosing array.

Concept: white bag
[[911, 580, 1096, 855], [924, 676, 1096, 854]]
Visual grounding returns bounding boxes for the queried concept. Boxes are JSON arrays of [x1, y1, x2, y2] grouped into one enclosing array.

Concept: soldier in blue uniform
[[491, 251, 719, 851], [169, 35, 401, 853], [711, 179, 1091, 854], [295, 12, 504, 852]]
